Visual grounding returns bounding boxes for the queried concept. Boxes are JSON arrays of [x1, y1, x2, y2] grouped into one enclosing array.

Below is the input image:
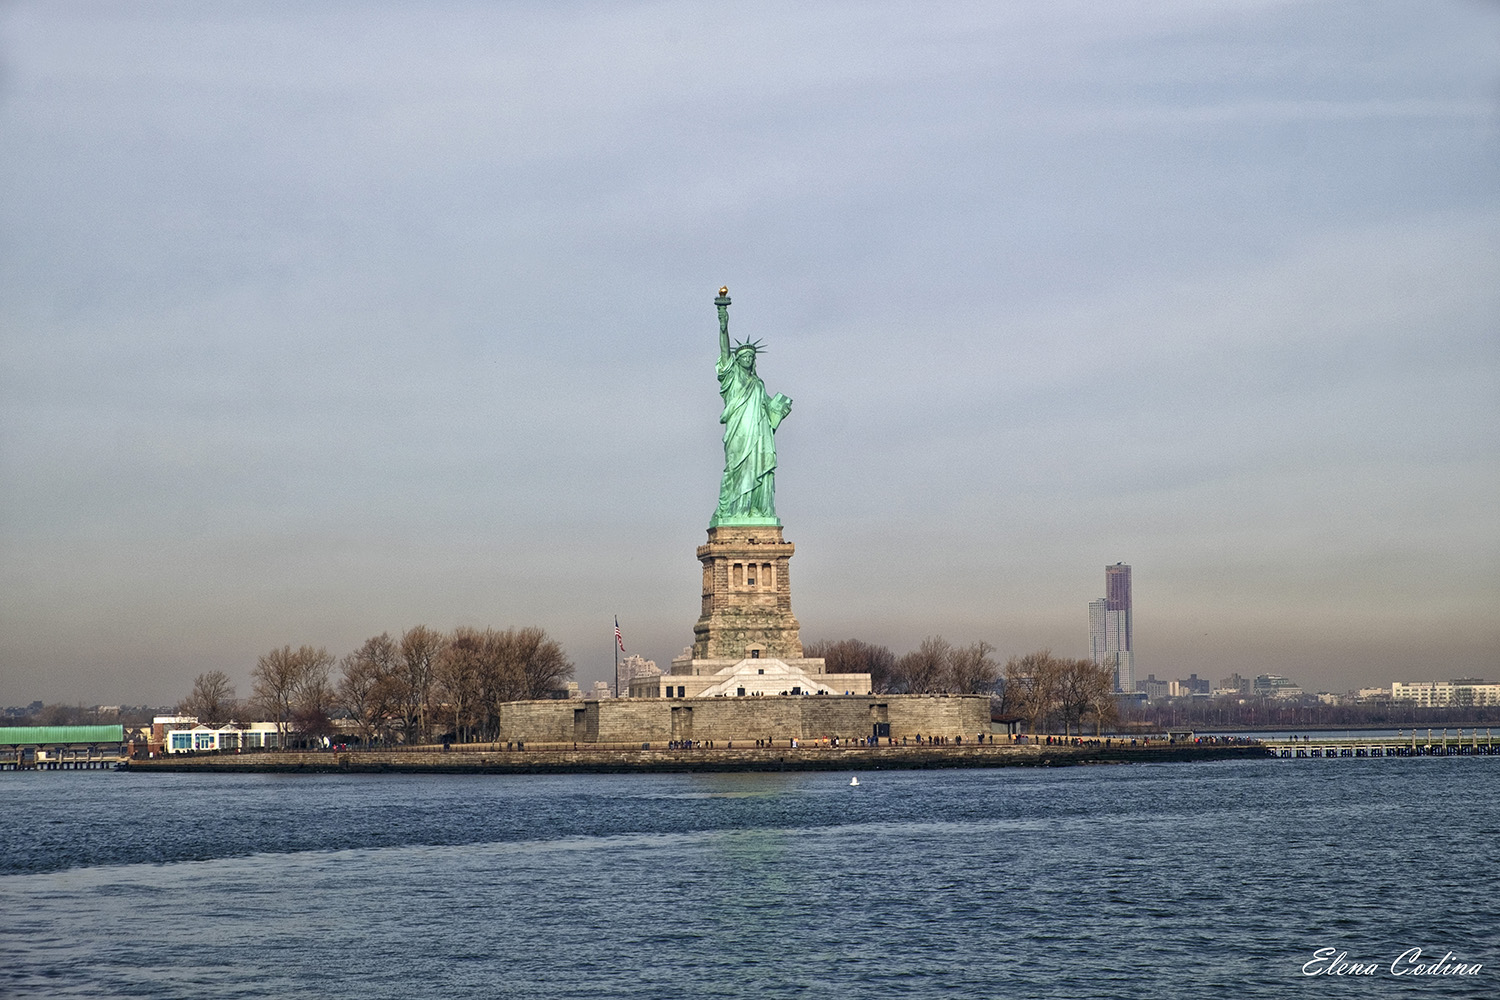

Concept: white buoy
[[849, 776, 859, 786]]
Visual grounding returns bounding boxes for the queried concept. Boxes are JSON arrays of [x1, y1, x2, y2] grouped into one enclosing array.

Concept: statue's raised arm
[[716, 286, 732, 362], [711, 286, 788, 527]]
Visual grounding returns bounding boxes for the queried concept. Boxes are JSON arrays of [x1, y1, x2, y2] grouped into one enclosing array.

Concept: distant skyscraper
[[1088, 599, 1108, 663], [1105, 562, 1131, 648], [1089, 563, 1134, 693]]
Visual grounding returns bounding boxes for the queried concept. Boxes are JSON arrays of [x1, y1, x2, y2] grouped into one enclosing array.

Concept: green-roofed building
[[0, 725, 125, 746], [0, 725, 126, 770]]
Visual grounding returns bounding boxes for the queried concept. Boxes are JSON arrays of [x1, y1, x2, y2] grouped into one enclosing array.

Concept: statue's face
[[735, 348, 756, 370]]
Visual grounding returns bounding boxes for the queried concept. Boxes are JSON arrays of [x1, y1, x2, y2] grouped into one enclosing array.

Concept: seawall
[[124, 742, 1268, 775]]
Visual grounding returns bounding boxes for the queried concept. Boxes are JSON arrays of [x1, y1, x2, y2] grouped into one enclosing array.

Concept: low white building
[[163, 722, 282, 753], [1390, 679, 1500, 707], [628, 655, 871, 699]]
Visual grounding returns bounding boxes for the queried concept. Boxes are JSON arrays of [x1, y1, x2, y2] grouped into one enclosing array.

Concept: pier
[[0, 724, 127, 771], [1263, 729, 1497, 758], [1, 748, 126, 770]]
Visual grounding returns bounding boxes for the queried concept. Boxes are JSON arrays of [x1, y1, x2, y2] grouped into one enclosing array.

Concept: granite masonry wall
[[497, 693, 990, 744]]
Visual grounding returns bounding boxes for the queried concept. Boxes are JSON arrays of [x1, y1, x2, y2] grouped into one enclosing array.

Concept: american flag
[[614, 617, 625, 653]]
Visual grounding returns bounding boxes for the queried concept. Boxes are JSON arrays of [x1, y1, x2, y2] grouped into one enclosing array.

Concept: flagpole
[[614, 616, 620, 698]]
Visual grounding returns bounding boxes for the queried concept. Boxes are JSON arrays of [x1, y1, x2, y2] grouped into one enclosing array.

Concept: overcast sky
[[2, 1, 1497, 706]]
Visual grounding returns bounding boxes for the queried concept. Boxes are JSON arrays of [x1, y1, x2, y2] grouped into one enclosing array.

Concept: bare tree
[[430, 625, 573, 742], [340, 634, 399, 745], [252, 646, 302, 747], [40, 703, 83, 726], [398, 625, 444, 744], [948, 641, 999, 694], [893, 635, 953, 694], [1080, 660, 1120, 736], [339, 650, 382, 744], [1048, 657, 1121, 737], [252, 644, 334, 747], [181, 670, 237, 726], [435, 628, 484, 743], [291, 647, 337, 742], [510, 626, 574, 700], [1004, 650, 1064, 735], [1056, 658, 1097, 736], [803, 639, 898, 693], [475, 628, 514, 741]]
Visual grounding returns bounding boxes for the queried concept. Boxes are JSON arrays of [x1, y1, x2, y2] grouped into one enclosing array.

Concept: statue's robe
[[715, 355, 788, 520]]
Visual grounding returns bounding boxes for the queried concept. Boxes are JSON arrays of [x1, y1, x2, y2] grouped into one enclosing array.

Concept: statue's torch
[[715, 285, 731, 337]]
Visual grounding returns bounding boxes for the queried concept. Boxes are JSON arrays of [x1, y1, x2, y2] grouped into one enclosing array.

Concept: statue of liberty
[[712, 287, 792, 526]]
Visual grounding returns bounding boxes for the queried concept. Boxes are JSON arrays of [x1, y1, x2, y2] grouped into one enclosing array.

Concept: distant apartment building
[[1216, 673, 1251, 696], [1390, 679, 1500, 707], [1168, 674, 1209, 698], [561, 681, 615, 699], [1088, 599, 1107, 662], [1088, 563, 1134, 693], [1127, 673, 1211, 701], [1136, 674, 1170, 702], [1253, 674, 1303, 699], [617, 654, 661, 697]]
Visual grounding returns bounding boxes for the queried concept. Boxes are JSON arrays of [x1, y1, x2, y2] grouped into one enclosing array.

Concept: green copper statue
[[712, 287, 792, 526]]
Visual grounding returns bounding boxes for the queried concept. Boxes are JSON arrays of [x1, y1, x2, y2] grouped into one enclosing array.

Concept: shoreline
[[121, 742, 1267, 775], [1178, 722, 1500, 734]]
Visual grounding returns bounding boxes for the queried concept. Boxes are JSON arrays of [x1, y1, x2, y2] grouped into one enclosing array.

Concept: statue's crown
[[732, 338, 766, 355]]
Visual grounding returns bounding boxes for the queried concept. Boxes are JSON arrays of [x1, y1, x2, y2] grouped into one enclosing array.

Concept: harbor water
[[1, 757, 1495, 998]]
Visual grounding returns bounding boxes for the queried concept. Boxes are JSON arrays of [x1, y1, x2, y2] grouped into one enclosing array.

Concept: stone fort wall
[[498, 694, 990, 744]]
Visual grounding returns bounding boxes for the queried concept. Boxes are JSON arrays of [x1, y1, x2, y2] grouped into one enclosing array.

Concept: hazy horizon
[[3, 1, 1497, 706]]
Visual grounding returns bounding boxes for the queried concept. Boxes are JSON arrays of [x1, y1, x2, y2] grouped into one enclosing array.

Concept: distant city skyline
[[2, 2, 1496, 704]]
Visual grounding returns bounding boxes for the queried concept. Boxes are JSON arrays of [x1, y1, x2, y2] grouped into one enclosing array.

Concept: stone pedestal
[[691, 523, 804, 661]]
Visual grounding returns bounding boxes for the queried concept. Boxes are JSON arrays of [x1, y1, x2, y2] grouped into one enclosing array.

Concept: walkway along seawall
[[123, 740, 1268, 775]]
